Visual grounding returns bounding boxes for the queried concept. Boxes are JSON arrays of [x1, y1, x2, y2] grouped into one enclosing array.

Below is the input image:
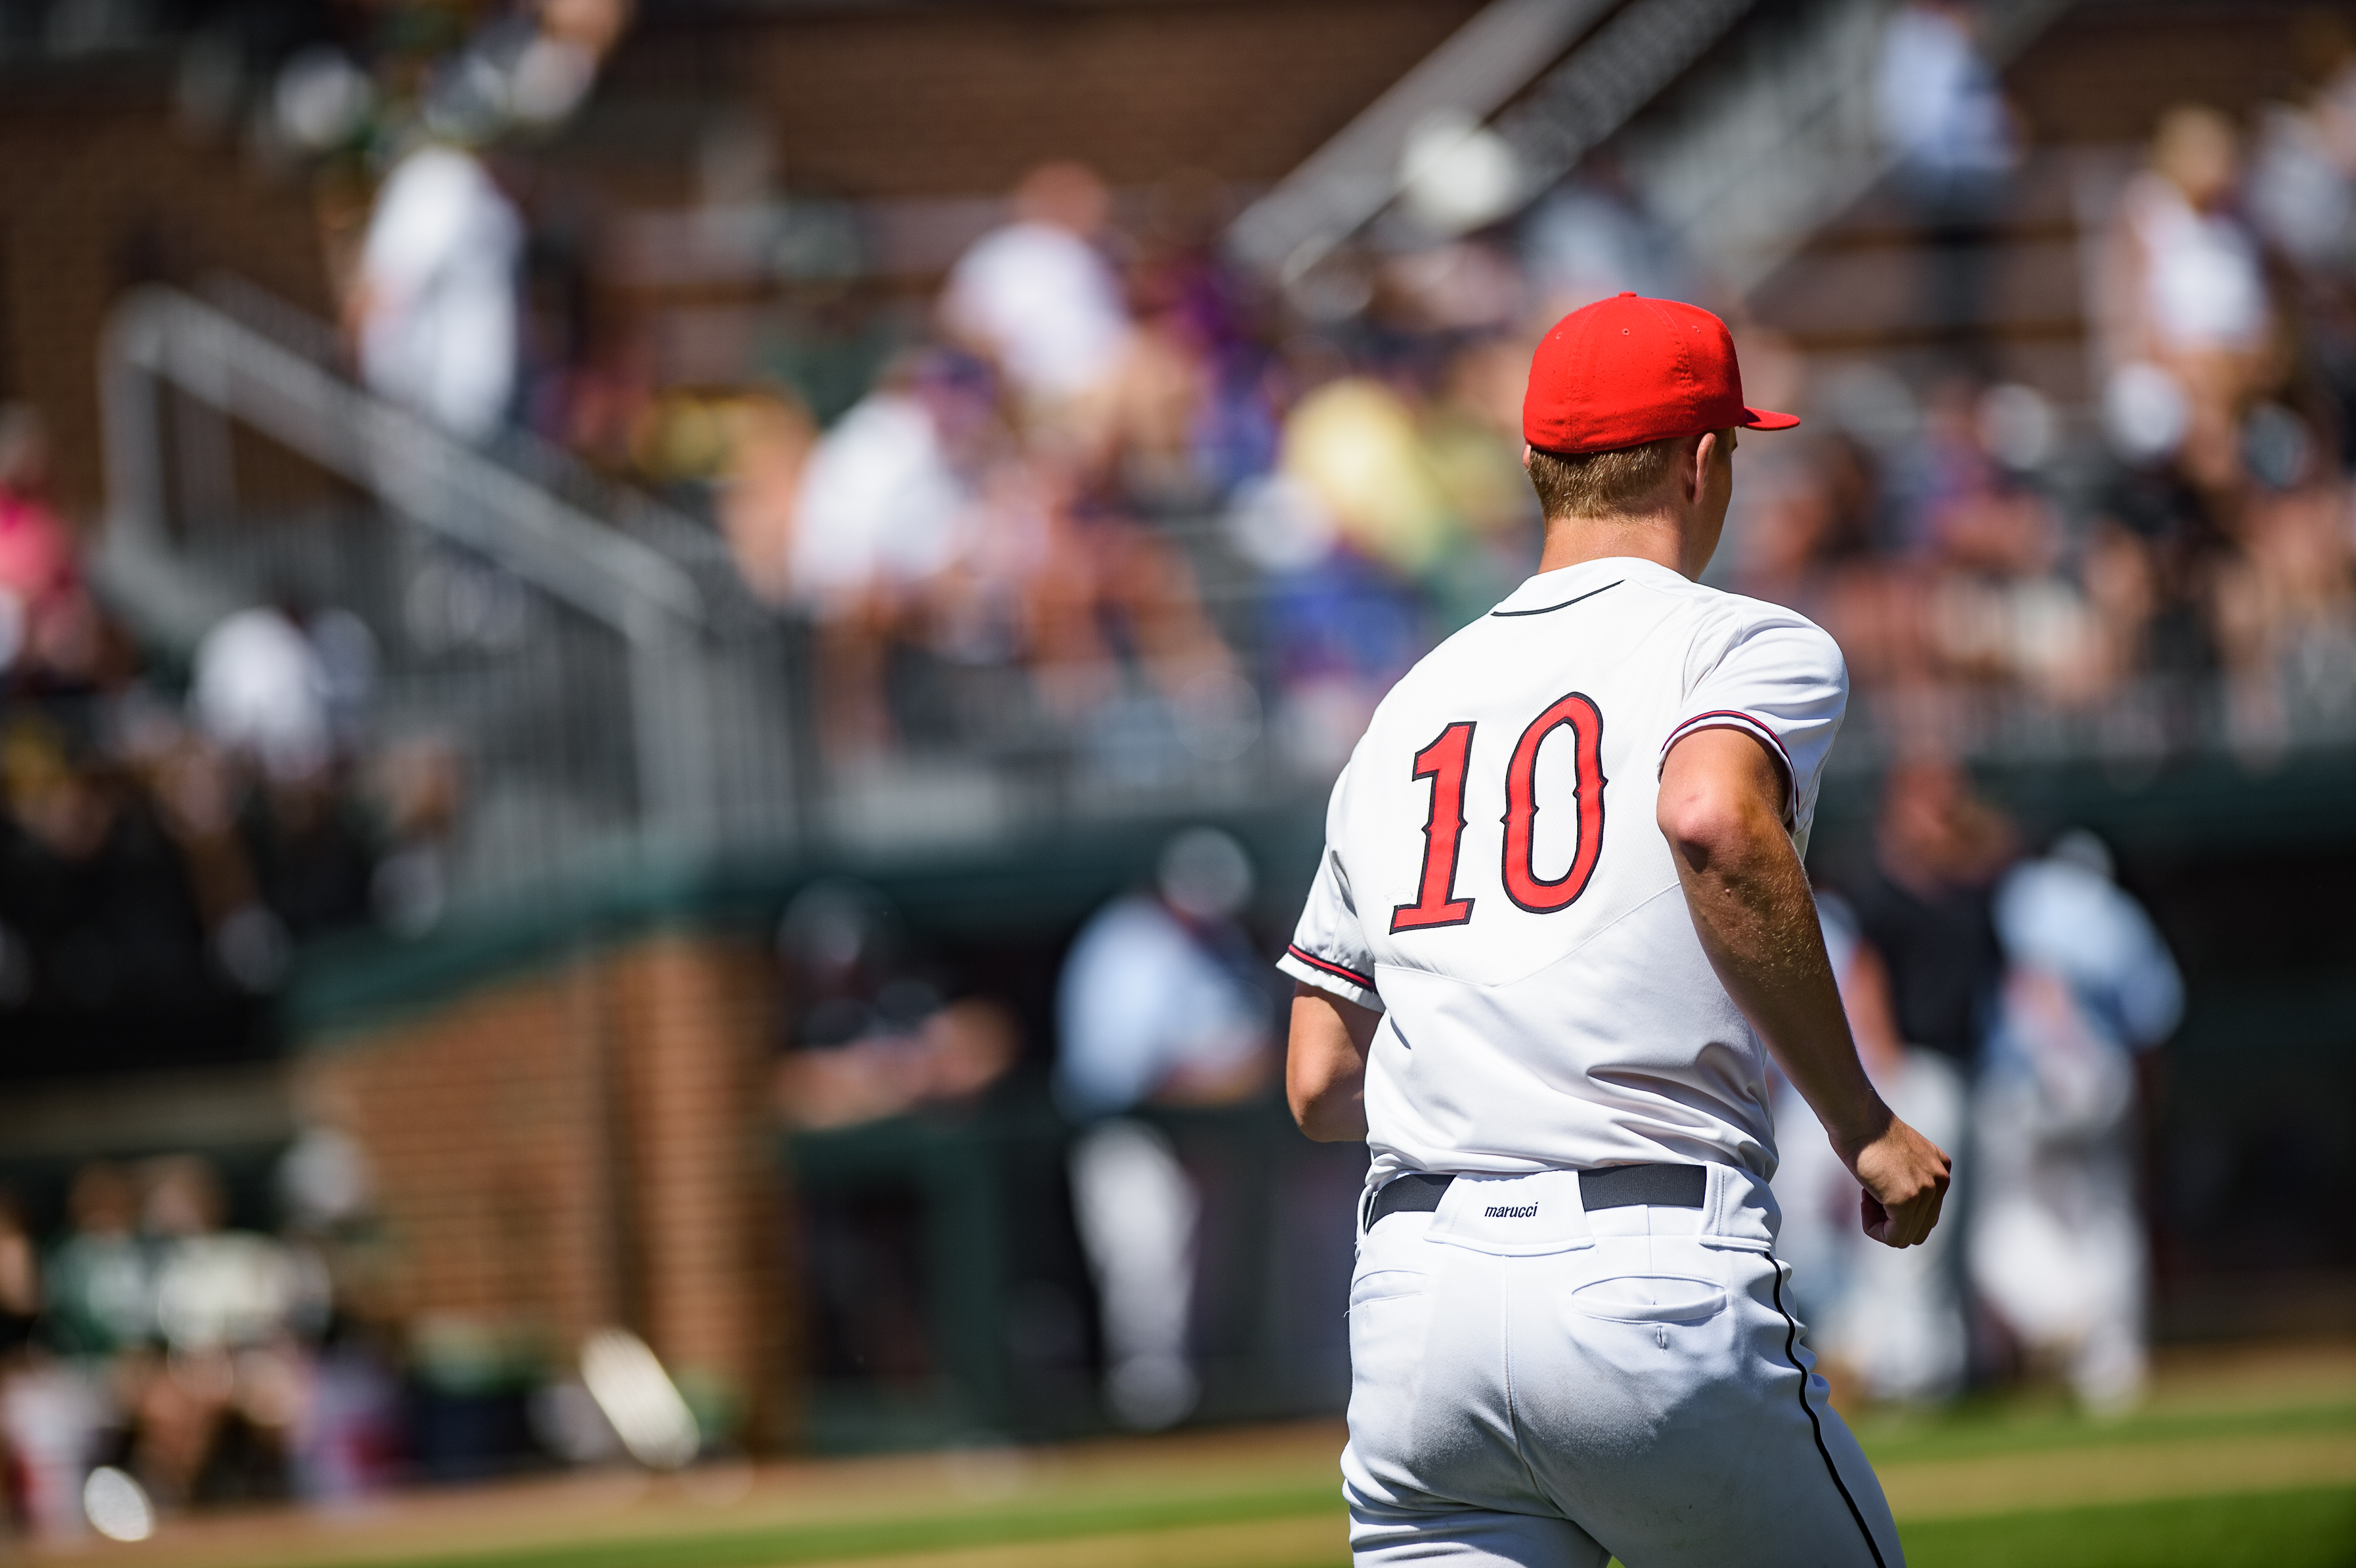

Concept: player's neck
[[1536, 513, 1695, 580]]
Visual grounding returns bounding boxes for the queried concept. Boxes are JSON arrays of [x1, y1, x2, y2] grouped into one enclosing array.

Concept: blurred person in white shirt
[[788, 374, 971, 619], [2250, 71, 2356, 285], [1877, 0, 2019, 357], [941, 162, 1133, 438], [192, 601, 338, 789], [351, 142, 524, 444], [785, 351, 990, 762], [1057, 828, 1275, 1430], [1878, 0, 2016, 186], [131, 1158, 315, 1508], [1969, 829, 2181, 1413], [2102, 106, 2278, 493]]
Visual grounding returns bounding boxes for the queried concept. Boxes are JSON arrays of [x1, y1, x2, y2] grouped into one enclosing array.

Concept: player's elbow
[[1656, 777, 1773, 873], [1287, 984, 1374, 1141], [1291, 1088, 1363, 1142], [1287, 1053, 1366, 1142]]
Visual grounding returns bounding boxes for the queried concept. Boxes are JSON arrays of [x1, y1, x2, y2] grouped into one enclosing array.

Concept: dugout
[[257, 738, 2356, 1460], [1, 740, 2346, 1467], [279, 802, 1359, 1460]]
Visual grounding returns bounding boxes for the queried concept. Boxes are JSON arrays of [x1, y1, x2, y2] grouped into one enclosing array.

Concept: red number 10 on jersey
[[1389, 692, 1608, 935]]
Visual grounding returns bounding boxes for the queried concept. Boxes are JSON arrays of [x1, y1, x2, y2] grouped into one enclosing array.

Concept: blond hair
[[1525, 437, 1682, 520]]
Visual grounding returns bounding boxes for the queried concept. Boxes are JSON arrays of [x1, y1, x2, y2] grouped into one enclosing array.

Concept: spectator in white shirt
[[1969, 829, 2183, 1413], [941, 163, 1133, 435], [351, 143, 523, 443], [1057, 828, 1274, 1430], [1876, 0, 2019, 358]]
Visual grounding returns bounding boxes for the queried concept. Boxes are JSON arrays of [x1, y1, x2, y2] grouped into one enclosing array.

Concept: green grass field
[[59, 1341, 2356, 1568], [1898, 1485, 2356, 1568]]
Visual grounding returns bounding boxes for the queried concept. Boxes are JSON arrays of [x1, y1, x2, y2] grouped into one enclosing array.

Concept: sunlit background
[[0, 0, 2349, 1562]]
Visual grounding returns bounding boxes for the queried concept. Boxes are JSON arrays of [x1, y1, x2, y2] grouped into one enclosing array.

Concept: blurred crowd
[[0, 1131, 405, 1543], [136, 0, 2356, 797], [0, 0, 589, 1050], [770, 827, 1302, 1436], [0, 0, 2320, 1529], [689, 158, 1541, 779], [0, 396, 465, 1077], [659, 50, 2356, 778], [769, 783, 2189, 1440], [1745, 3, 2356, 760]]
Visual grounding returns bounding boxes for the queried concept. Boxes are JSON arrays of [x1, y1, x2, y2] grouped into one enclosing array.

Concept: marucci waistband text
[[1484, 1204, 1539, 1219]]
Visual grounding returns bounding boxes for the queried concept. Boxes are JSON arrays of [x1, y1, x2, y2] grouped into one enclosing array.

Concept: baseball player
[[1278, 293, 1951, 1567]]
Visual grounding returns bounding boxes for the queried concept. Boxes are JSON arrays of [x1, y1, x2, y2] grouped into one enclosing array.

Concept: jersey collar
[[1489, 556, 1682, 618]]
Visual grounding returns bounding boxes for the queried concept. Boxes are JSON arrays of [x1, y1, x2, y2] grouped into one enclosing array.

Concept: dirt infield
[[30, 1339, 2355, 1568]]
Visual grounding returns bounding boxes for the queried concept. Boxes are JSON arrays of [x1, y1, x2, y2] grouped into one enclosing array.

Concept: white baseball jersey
[[1277, 554, 1847, 1188]]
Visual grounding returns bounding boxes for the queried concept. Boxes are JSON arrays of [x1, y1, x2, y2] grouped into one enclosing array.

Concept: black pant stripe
[[1769, 1249, 1890, 1568]]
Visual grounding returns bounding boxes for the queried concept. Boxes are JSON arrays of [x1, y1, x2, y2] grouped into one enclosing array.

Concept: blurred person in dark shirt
[[773, 880, 1018, 1131], [1100, 168, 1264, 511], [0, 717, 234, 1045], [1847, 758, 2017, 1069], [1771, 897, 1968, 1405], [187, 592, 379, 950]]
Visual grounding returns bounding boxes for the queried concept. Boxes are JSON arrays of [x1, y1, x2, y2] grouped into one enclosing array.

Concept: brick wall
[[612, 0, 1486, 196], [296, 928, 792, 1447], [0, 63, 333, 515], [0, 3, 1485, 512], [2008, 2, 2320, 148]]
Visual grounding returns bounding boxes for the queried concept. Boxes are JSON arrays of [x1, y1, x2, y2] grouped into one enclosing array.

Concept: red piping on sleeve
[[1286, 943, 1374, 990]]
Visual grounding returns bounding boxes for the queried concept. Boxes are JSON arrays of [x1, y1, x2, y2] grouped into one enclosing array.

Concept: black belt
[[1364, 1163, 1707, 1228]]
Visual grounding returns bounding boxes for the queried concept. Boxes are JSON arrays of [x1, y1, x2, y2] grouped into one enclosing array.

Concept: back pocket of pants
[[1349, 1268, 1427, 1311], [1568, 1274, 1727, 1324]]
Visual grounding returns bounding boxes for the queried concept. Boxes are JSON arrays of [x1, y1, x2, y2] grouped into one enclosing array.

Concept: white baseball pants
[[1343, 1165, 1903, 1567]]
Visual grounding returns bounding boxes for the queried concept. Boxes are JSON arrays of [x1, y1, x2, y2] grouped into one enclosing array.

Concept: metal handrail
[[100, 285, 704, 643], [1225, 0, 1613, 278], [96, 283, 732, 853], [1227, 0, 2077, 301], [1623, 0, 2078, 293], [1502, 0, 1764, 198]]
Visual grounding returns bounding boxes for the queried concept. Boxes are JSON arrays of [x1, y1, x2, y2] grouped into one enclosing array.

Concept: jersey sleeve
[[1276, 770, 1384, 1012], [1277, 845, 1383, 1011], [1663, 605, 1849, 850]]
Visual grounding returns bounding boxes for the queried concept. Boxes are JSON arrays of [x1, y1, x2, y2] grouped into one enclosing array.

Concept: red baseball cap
[[1522, 292, 1799, 455]]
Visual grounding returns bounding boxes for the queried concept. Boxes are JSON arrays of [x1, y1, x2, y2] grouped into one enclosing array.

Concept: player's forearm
[[1287, 984, 1374, 1141], [1658, 773, 1890, 1158]]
